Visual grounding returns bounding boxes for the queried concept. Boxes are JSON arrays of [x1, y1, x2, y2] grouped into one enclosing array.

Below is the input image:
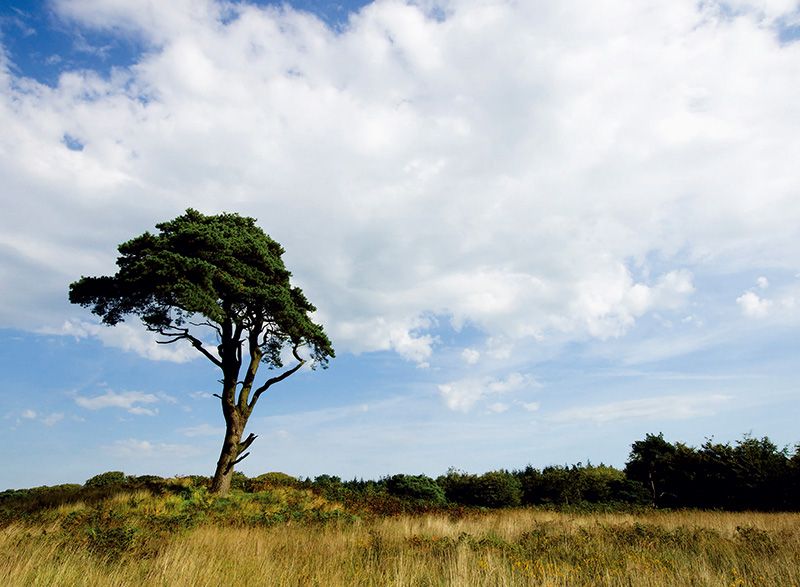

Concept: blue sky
[[1, 0, 800, 490]]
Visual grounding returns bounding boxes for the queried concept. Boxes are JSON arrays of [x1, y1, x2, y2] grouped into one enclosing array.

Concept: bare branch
[[224, 451, 251, 474], [212, 393, 223, 400], [186, 334, 223, 368], [249, 345, 305, 410], [238, 433, 258, 454], [188, 320, 222, 336], [233, 452, 250, 466], [149, 325, 223, 368], [155, 336, 185, 345]]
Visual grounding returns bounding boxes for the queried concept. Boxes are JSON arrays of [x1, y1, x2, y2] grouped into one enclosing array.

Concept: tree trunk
[[210, 416, 245, 495]]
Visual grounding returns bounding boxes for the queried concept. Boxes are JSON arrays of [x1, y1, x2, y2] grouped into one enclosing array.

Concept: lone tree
[[69, 209, 334, 494]]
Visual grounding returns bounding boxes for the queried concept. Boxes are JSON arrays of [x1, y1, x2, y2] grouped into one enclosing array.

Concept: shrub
[[385, 474, 446, 504], [85, 471, 128, 488], [438, 469, 521, 507], [474, 471, 522, 507], [248, 472, 301, 491]]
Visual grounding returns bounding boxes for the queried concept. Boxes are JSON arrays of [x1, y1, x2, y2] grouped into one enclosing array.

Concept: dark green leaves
[[69, 208, 333, 367]]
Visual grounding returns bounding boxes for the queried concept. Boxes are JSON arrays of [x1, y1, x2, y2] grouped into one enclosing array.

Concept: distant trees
[[6, 433, 798, 513], [625, 433, 797, 510]]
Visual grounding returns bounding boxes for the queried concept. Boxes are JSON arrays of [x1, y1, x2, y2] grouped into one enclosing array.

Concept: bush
[[85, 471, 128, 488], [249, 472, 301, 491], [385, 474, 446, 504], [474, 471, 522, 507], [438, 469, 521, 507]]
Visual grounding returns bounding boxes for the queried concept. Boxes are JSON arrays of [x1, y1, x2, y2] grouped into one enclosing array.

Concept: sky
[[1, 0, 799, 490]]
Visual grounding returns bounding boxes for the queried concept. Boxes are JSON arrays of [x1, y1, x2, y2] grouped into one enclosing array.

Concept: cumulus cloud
[[1, 0, 799, 366], [737, 291, 772, 318], [438, 372, 536, 412], [74, 390, 160, 415]]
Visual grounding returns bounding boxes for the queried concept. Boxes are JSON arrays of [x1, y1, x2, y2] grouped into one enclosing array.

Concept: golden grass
[[2, 508, 799, 586]]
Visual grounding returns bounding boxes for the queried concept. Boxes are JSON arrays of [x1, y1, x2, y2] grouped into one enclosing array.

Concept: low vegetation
[[1, 491, 798, 586], [3, 433, 799, 585]]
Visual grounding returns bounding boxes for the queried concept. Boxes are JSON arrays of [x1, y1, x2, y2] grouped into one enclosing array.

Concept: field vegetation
[[3, 433, 799, 585], [1, 475, 799, 585]]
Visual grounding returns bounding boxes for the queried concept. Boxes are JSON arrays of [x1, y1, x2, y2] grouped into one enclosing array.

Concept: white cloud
[[19, 409, 64, 426], [736, 290, 772, 318], [74, 390, 160, 415], [461, 348, 480, 365], [1, 0, 799, 366], [438, 371, 536, 412], [551, 394, 733, 423], [757, 276, 769, 289], [49, 320, 200, 363]]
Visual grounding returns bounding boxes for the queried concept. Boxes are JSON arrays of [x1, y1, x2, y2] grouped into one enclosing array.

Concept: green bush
[[474, 471, 522, 507], [85, 471, 128, 488], [385, 474, 446, 504], [438, 469, 521, 507], [248, 472, 301, 491]]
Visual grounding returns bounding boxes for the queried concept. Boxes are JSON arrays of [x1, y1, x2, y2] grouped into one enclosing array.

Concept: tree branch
[[248, 345, 305, 410], [233, 452, 250, 466], [152, 326, 223, 368], [224, 451, 251, 474], [238, 433, 258, 454]]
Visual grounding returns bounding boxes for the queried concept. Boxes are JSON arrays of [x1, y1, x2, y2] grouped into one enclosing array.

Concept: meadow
[[2, 480, 799, 586]]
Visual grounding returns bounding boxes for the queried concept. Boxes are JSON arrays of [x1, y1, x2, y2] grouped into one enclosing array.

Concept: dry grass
[[2, 508, 799, 586]]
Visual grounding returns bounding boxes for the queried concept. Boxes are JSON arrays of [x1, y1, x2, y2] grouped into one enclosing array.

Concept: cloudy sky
[[1, 0, 799, 489]]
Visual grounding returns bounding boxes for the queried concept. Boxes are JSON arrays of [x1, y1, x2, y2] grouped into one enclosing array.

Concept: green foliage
[[625, 433, 796, 510], [85, 471, 128, 488], [248, 472, 302, 492], [438, 469, 522, 507], [385, 474, 446, 504], [69, 208, 333, 367], [516, 463, 648, 507]]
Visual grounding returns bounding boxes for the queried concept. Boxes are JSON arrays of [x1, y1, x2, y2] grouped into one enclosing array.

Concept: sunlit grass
[[1, 492, 798, 586]]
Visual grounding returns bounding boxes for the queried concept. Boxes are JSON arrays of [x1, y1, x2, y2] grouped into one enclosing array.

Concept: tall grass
[[2, 493, 798, 586]]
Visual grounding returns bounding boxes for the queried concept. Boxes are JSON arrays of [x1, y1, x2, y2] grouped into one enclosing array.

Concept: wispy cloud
[[74, 390, 160, 415], [18, 409, 63, 426], [438, 372, 538, 412], [105, 438, 203, 459], [551, 394, 732, 424]]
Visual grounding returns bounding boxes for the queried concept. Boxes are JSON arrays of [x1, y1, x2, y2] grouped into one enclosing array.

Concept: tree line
[[310, 433, 800, 511], [7, 433, 797, 515]]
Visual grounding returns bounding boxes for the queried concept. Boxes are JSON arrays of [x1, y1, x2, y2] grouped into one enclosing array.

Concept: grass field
[[1, 486, 799, 586]]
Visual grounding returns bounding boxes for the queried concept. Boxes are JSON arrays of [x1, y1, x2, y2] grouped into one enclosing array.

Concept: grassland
[[1, 484, 799, 586]]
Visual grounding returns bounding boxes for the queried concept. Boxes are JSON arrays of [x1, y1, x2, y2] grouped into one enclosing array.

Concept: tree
[[624, 433, 677, 506], [69, 209, 334, 494]]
